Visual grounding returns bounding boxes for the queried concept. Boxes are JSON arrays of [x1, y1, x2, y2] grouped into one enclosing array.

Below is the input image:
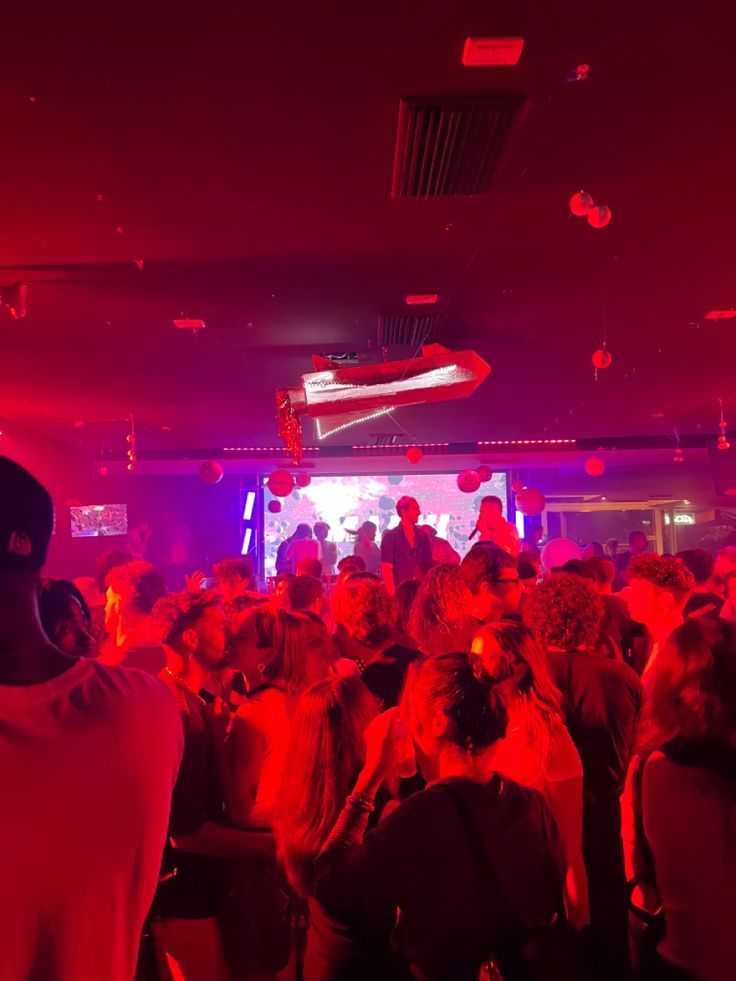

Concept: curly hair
[[628, 553, 694, 599], [106, 561, 166, 614], [151, 589, 220, 647], [331, 576, 396, 646], [523, 573, 604, 651], [214, 557, 253, 585], [409, 563, 472, 654]]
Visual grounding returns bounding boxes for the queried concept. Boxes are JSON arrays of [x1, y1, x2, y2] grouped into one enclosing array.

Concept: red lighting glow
[[704, 310, 736, 320], [405, 294, 438, 305]]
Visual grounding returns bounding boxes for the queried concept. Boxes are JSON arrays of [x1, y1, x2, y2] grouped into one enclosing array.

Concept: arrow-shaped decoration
[[277, 344, 491, 463]]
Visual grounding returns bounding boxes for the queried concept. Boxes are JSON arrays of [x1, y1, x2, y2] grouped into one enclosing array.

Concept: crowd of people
[[2, 457, 735, 981]]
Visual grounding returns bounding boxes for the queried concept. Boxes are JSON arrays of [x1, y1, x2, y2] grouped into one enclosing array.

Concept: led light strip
[[315, 408, 393, 440], [476, 439, 576, 446]]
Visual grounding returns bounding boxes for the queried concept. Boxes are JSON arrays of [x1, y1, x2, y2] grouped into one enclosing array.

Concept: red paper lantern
[[457, 469, 481, 494], [515, 488, 546, 516], [585, 457, 606, 477], [296, 472, 311, 487], [268, 500, 282, 513], [511, 480, 525, 493], [592, 349, 613, 370], [199, 460, 224, 484], [476, 464, 493, 482], [98, 465, 109, 477], [267, 469, 295, 497], [587, 205, 611, 229], [406, 446, 423, 464], [569, 191, 594, 216]]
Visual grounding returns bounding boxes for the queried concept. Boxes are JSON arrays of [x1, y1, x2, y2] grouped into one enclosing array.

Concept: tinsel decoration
[[126, 415, 136, 472], [718, 399, 731, 451], [673, 429, 684, 463], [0, 282, 28, 319], [276, 388, 303, 464]]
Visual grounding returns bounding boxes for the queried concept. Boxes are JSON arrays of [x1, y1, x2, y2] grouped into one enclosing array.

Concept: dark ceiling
[[1, 1, 735, 456]]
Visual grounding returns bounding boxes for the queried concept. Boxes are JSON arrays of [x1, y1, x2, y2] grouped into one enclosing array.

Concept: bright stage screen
[[263, 471, 508, 577], [70, 503, 128, 538]]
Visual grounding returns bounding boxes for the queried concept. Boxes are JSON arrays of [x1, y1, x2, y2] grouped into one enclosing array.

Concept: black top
[[380, 524, 433, 588], [314, 776, 565, 981], [361, 644, 421, 708], [547, 648, 642, 958], [152, 677, 223, 919], [548, 650, 642, 805]]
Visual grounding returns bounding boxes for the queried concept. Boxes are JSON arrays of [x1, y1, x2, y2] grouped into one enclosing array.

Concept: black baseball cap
[[0, 456, 54, 570]]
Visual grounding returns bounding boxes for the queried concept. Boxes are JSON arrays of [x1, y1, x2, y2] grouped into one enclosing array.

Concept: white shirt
[[0, 658, 183, 981]]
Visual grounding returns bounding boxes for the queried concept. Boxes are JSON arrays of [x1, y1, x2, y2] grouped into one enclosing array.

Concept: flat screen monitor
[[70, 503, 128, 538]]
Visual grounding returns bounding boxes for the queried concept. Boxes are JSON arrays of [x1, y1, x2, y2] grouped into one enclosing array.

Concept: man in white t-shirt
[[0, 455, 183, 981]]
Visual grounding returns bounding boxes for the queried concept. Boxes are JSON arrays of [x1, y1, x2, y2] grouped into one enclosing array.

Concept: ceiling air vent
[[377, 313, 438, 348], [391, 94, 525, 199]]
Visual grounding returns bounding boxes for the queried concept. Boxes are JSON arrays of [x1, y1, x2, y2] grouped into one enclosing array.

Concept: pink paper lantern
[[592, 348, 613, 370], [569, 191, 594, 216], [296, 472, 311, 487], [268, 499, 282, 513], [476, 465, 493, 482], [267, 469, 295, 497], [457, 469, 481, 494], [199, 460, 224, 484], [585, 457, 606, 477], [515, 488, 546, 516], [587, 205, 611, 229], [511, 480, 525, 493], [406, 446, 423, 464]]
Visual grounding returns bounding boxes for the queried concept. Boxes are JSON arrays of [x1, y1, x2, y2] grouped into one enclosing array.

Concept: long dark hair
[[402, 652, 508, 755]]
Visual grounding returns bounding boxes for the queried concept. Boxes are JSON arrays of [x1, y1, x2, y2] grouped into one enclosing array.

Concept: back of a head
[[106, 561, 167, 615], [403, 652, 508, 755], [95, 548, 134, 593], [294, 523, 313, 540], [295, 557, 323, 579], [628, 553, 694, 604], [560, 558, 595, 581], [648, 618, 736, 747], [275, 673, 378, 893], [409, 563, 472, 650], [676, 549, 713, 587], [338, 555, 365, 575], [214, 556, 253, 587], [0, 456, 54, 572], [461, 542, 516, 596], [524, 573, 604, 652], [287, 575, 324, 612], [517, 555, 540, 583], [472, 620, 562, 716], [331, 575, 396, 646], [586, 556, 616, 588]]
